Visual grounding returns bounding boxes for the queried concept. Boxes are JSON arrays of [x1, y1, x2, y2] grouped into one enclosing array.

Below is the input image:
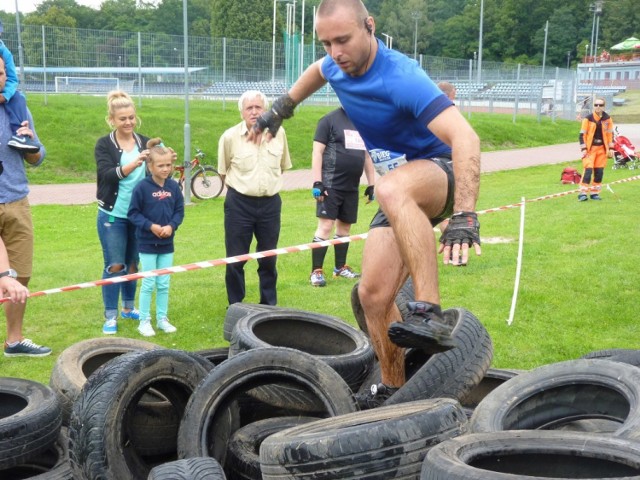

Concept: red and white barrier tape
[[477, 175, 640, 215], [4, 175, 639, 303], [2, 235, 368, 303]]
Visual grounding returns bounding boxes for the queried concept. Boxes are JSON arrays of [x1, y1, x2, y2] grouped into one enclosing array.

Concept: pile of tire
[[6, 277, 640, 479]]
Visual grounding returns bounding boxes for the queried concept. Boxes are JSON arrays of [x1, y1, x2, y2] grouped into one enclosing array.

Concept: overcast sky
[[16, 1, 105, 13]]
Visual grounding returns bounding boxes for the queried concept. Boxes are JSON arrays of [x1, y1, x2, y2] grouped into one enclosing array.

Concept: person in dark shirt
[[310, 107, 375, 286], [128, 138, 184, 337]]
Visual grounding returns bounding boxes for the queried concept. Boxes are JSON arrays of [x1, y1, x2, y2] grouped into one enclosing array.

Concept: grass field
[[3, 159, 640, 384], [611, 88, 640, 124], [2, 93, 639, 384], [25, 94, 581, 184]]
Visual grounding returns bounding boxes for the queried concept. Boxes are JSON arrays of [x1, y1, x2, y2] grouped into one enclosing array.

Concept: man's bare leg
[[358, 226, 407, 388], [5, 277, 28, 344], [375, 161, 456, 351]]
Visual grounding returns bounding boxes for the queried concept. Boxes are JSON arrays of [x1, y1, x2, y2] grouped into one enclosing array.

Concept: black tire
[[0, 377, 62, 470], [178, 347, 357, 467], [49, 337, 161, 425], [193, 347, 230, 366], [357, 307, 493, 408], [580, 348, 639, 360], [260, 398, 468, 479], [229, 309, 374, 392], [68, 349, 211, 480], [469, 359, 640, 437], [191, 166, 224, 200], [223, 303, 277, 341], [226, 416, 318, 480], [0, 427, 73, 479], [350, 281, 369, 335], [459, 368, 524, 409], [421, 430, 640, 479], [148, 457, 227, 479]]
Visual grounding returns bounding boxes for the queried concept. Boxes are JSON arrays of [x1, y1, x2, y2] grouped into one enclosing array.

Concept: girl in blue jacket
[[128, 138, 184, 336]]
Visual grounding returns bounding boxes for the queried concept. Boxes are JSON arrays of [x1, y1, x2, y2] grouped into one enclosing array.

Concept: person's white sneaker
[[138, 319, 156, 337], [157, 317, 177, 333]]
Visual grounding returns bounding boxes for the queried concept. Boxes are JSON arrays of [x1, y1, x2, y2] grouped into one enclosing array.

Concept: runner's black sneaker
[[354, 383, 399, 410], [7, 135, 41, 154], [388, 301, 457, 353]]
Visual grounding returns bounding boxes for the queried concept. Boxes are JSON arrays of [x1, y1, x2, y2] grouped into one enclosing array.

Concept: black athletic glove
[[312, 181, 327, 199], [364, 185, 375, 203], [254, 94, 297, 136], [439, 212, 481, 248]]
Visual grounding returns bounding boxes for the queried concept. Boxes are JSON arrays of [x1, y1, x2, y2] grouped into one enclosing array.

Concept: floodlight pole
[[477, 0, 484, 84], [411, 12, 421, 60], [13, 0, 25, 83], [182, 0, 192, 203]]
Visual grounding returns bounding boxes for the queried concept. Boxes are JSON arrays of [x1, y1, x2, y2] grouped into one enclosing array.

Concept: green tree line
[[1, 0, 638, 68]]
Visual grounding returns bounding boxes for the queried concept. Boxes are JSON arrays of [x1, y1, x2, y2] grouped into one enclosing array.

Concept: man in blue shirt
[[250, 0, 481, 409], [0, 56, 51, 357]]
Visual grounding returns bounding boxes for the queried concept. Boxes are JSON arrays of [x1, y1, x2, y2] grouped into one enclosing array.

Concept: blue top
[[0, 39, 18, 102], [0, 107, 45, 203], [109, 148, 146, 218], [321, 39, 452, 169], [128, 176, 185, 254]]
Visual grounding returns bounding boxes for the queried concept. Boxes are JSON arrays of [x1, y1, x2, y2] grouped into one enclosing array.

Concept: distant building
[[577, 56, 640, 90]]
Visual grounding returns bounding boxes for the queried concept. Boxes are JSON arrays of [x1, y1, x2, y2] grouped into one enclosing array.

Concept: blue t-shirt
[[321, 39, 452, 174], [108, 148, 146, 219]]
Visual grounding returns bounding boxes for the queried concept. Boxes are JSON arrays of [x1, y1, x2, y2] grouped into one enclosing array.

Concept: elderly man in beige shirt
[[218, 90, 292, 305]]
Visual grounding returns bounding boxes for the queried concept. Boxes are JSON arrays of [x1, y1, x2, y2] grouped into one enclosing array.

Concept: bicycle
[[173, 148, 224, 200]]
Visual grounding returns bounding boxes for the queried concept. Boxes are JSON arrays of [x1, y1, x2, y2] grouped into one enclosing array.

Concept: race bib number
[[370, 149, 408, 176], [344, 129, 366, 151]]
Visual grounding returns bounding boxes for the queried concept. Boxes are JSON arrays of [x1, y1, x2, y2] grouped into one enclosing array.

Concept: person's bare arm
[[363, 151, 376, 187], [427, 107, 480, 213], [428, 106, 481, 265]]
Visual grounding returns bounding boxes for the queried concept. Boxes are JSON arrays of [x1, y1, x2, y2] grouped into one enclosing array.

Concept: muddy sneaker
[[4, 338, 52, 357], [333, 265, 360, 279], [354, 383, 399, 410], [387, 301, 457, 353], [310, 269, 327, 287]]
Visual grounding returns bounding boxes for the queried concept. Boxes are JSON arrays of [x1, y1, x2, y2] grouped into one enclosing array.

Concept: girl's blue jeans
[[97, 210, 139, 319]]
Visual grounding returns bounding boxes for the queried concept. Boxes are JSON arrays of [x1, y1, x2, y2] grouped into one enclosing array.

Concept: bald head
[[318, 0, 369, 23]]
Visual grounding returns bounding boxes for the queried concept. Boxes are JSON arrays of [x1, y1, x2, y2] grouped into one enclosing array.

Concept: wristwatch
[[0, 269, 18, 279]]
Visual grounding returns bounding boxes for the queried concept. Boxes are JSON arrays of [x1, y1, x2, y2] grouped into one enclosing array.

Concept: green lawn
[[3, 93, 639, 384], [25, 94, 581, 184], [3, 159, 640, 384]]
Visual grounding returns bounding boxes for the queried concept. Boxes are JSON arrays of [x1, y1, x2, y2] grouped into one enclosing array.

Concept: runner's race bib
[[370, 149, 408, 176]]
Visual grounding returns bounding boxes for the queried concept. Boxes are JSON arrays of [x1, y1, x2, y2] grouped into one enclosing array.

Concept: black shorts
[[369, 157, 454, 229], [316, 188, 359, 224]]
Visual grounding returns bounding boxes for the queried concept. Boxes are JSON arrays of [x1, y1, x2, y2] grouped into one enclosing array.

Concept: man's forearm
[[287, 61, 327, 105], [452, 136, 481, 213]]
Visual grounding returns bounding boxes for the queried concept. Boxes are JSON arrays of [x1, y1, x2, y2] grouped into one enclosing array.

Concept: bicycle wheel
[[191, 166, 224, 199]]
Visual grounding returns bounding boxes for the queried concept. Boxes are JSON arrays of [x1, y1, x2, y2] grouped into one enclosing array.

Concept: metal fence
[[1, 23, 608, 120]]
